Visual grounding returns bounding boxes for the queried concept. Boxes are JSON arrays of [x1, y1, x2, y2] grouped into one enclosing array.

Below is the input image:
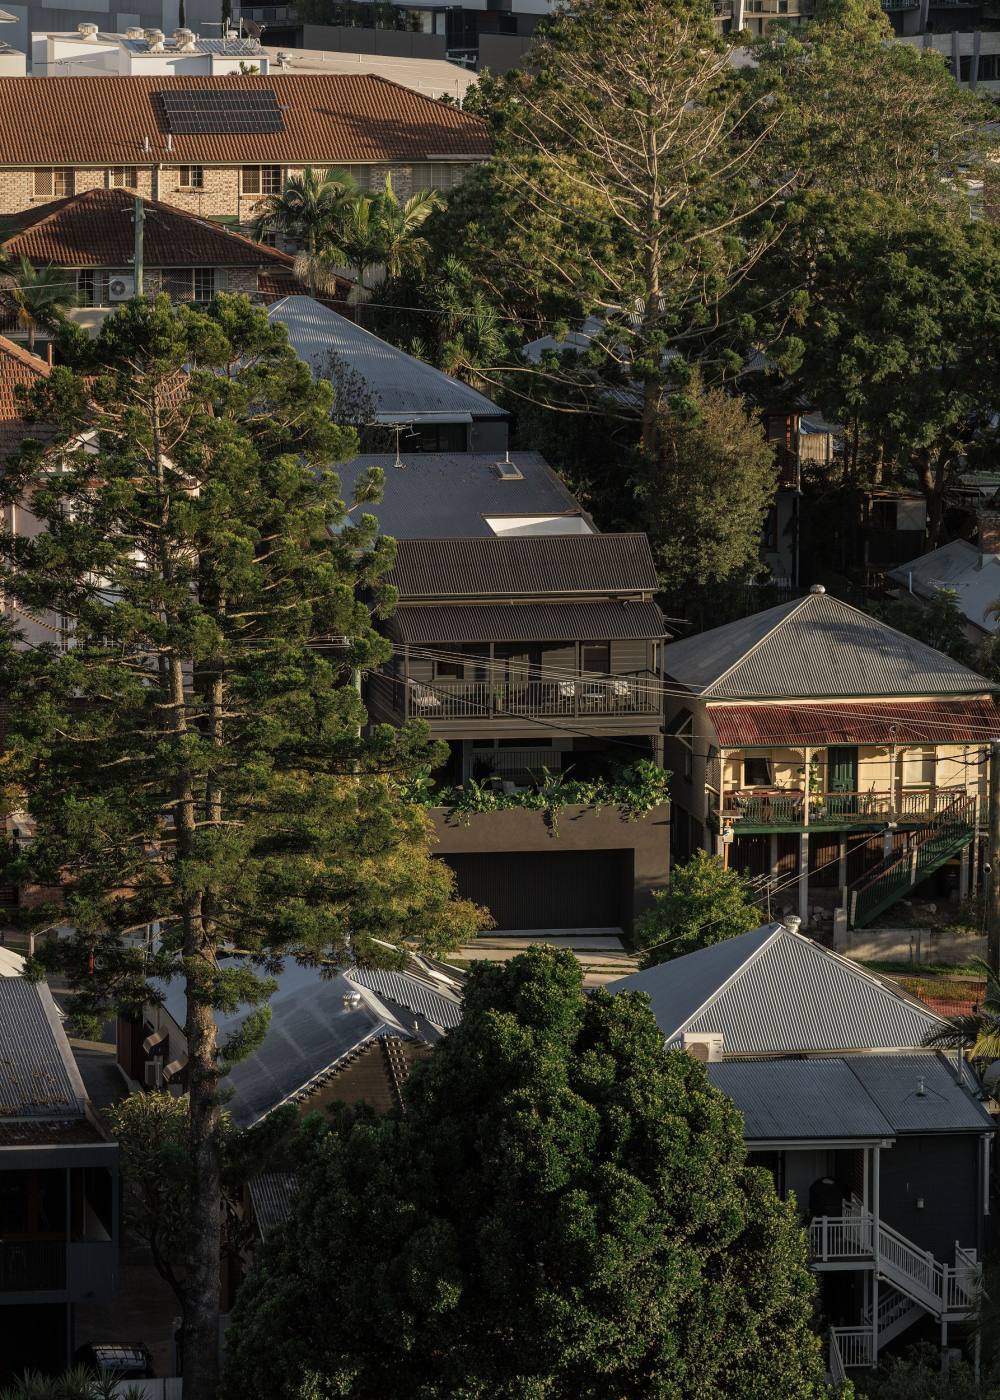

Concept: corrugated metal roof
[[387, 599, 665, 644], [846, 1054, 994, 1133], [0, 979, 87, 1120], [888, 541, 1000, 638], [386, 533, 659, 600], [269, 296, 506, 422], [335, 452, 587, 538], [347, 967, 463, 1030], [608, 924, 946, 1055], [708, 697, 1000, 746], [663, 591, 992, 699], [248, 1172, 297, 1234], [707, 1060, 897, 1141]]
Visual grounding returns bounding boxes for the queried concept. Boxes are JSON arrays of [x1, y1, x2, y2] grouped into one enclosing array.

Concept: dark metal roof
[[0, 979, 87, 1120], [348, 967, 463, 1030], [846, 1053, 994, 1133], [708, 697, 1000, 747], [387, 599, 665, 644], [663, 591, 992, 699], [336, 452, 587, 539], [608, 924, 945, 1055], [707, 1059, 897, 1141], [385, 533, 659, 600]]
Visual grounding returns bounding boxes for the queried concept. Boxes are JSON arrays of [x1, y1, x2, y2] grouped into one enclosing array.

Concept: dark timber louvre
[[441, 849, 632, 930], [157, 89, 285, 134]]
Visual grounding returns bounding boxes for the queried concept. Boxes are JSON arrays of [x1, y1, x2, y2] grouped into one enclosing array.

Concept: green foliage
[[252, 166, 359, 261], [636, 375, 778, 608], [308, 174, 445, 301], [855, 1343, 992, 1400], [0, 1370, 142, 1400], [409, 759, 671, 830], [0, 258, 79, 353], [634, 849, 762, 967], [224, 946, 826, 1400], [923, 957, 1000, 1082]]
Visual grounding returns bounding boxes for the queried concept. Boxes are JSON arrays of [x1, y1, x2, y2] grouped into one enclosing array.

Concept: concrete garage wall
[[430, 802, 670, 930]]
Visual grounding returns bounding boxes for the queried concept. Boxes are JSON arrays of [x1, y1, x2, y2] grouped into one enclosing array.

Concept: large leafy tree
[[224, 946, 827, 1400], [634, 850, 762, 968], [0, 295, 482, 1400]]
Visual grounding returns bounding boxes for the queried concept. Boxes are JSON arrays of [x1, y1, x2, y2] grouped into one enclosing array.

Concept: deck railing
[[0, 1240, 66, 1291], [830, 1327, 875, 1370], [369, 670, 662, 723], [721, 786, 965, 828]]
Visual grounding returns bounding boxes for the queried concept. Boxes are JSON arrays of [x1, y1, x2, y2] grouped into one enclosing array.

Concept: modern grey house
[[609, 923, 992, 1377], [268, 295, 509, 453], [0, 978, 119, 1380]]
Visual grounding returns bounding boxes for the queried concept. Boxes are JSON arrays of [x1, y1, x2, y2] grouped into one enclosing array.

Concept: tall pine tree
[[0, 295, 482, 1400]]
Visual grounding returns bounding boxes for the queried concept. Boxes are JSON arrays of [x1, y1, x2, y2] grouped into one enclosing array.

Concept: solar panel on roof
[[157, 88, 284, 135]]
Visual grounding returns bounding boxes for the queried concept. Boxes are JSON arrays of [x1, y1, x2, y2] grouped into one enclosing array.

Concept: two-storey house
[[0, 73, 489, 225], [663, 586, 998, 929], [0, 978, 119, 1380], [343, 450, 670, 933], [609, 922, 992, 1376]]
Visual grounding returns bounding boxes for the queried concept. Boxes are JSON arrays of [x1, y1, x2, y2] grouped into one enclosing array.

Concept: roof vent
[[173, 26, 196, 50], [342, 990, 363, 1011], [916, 1076, 926, 1097], [77, 21, 99, 39], [784, 914, 802, 934], [144, 27, 165, 51], [276, 50, 293, 65], [492, 452, 523, 481], [125, 24, 144, 38], [809, 583, 826, 594]]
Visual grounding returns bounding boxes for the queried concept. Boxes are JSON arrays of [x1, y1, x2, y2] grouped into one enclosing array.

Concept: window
[[162, 269, 215, 303], [177, 166, 204, 190], [34, 168, 74, 198], [108, 167, 138, 189], [743, 756, 774, 787], [77, 270, 111, 307], [580, 642, 611, 675], [902, 747, 936, 788], [433, 644, 487, 681], [241, 165, 282, 196], [192, 268, 215, 303], [411, 163, 467, 194]]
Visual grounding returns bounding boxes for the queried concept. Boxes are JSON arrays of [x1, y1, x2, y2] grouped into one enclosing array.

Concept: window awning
[[387, 599, 666, 645]]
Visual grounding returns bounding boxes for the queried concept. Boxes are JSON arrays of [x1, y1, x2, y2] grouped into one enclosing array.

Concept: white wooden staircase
[[812, 1196, 981, 1370]]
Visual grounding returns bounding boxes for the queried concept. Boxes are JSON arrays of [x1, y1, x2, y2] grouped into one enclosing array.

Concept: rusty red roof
[[2, 188, 298, 270], [0, 334, 49, 458], [707, 697, 1000, 747], [0, 74, 490, 167]]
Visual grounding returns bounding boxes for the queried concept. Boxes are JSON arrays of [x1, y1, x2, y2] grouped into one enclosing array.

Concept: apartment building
[[0, 71, 489, 224]]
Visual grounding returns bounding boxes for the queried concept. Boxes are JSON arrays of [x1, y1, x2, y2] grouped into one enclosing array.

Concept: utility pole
[[988, 738, 1000, 973], [133, 195, 144, 296]]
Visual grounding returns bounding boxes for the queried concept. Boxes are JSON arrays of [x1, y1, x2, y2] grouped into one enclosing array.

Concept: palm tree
[[923, 955, 1000, 1083], [252, 166, 358, 291], [371, 174, 444, 280], [1, 258, 78, 353]]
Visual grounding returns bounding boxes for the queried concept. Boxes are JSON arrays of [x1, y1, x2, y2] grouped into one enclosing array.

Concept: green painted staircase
[[847, 793, 976, 928]]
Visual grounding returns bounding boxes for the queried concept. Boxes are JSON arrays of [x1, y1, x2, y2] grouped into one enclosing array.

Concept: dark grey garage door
[[440, 849, 631, 930]]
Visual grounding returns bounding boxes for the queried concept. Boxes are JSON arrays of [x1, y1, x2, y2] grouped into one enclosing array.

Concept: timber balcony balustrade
[[717, 786, 968, 832]]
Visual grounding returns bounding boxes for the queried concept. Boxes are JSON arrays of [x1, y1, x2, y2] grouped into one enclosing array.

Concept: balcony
[[0, 1240, 66, 1292], [368, 670, 662, 736], [719, 787, 965, 831]]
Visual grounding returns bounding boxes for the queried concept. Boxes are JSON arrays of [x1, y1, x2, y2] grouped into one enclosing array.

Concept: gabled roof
[[2, 188, 297, 271], [385, 533, 659, 600], [0, 74, 490, 166], [335, 452, 588, 538], [663, 588, 992, 699], [268, 296, 506, 422], [607, 923, 946, 1055], [0, 334, 49, 458], [0, 979, 88, 1120]]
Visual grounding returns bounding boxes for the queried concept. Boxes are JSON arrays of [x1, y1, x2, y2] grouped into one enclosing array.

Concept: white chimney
[[173, 27, 196, 51], [144, 27, 164, 51], [77, 21, 99, 39]]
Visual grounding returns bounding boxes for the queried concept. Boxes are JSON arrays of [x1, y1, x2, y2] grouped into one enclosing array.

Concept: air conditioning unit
[[682, 1032, 724, 1063], [144, 1059, 163, 1088], [108, 275, 135, 301]]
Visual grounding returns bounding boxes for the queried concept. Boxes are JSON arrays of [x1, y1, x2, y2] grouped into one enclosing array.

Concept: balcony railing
[[369, 671, 662, 724], [720, 786, 966, 828], [0, 1240, 66, 1291]]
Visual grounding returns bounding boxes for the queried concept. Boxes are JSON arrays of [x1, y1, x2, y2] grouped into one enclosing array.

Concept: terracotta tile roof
[[707, 697, 1000, 747], [0, 334, 49, 458], [0, 74, 490, 167], [2, 188, 297, 270]]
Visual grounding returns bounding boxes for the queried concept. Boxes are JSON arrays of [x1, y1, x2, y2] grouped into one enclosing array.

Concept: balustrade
[[369, 670, 661, 723]]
